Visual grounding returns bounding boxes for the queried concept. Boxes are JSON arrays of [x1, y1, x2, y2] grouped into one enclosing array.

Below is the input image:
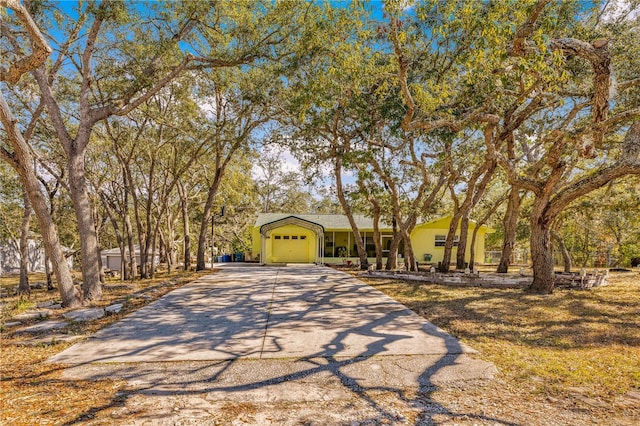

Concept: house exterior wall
[[251, 227, 261, 259], [410, 217, 487, 265], [100, 252, 159, 271], [1, 239, 73, 275], [251, 216, 491, 266]]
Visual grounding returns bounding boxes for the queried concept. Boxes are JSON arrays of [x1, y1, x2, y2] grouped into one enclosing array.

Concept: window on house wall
[[435, 235, 459, 247]]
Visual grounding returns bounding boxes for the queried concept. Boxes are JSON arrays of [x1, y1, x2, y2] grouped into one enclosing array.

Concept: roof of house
[[254, 213, 495, 233], [100, 245, 159, 256], [255, 214, 390, 230]]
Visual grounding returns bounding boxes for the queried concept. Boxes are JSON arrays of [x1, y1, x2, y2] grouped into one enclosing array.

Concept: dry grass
[[0, 269, 209, 425], [2, 268, 639, 424], [360, 270, 640, 421]]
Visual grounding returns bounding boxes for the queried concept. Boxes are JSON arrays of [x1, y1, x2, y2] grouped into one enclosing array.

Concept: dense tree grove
[[1, 0, 638, 300]]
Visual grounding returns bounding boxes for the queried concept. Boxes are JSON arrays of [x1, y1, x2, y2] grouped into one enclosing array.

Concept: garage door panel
[[272, 238, 310, 263]]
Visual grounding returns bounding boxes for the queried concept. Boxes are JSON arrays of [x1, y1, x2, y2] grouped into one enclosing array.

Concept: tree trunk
[[497, 187, 522, 273], [178, 182, 190, 271], [334, 157, 368, 270], [99, 194, 126, 278], [552, 230, 572, 273], [529, 215, 555, 294], [469, 224, 479, 267], [93, 206, 105, 285], [167, 210, 177, 271], [0, 93, 81, 307], [400, 228, 416, 271], [18, 188, 31, 296], [456, 213, 470, 270], [441, 214, 460, 272], [149, 223, 158, 278], [67, 150, 102, 301], [197, 182, 219, 271], [371, 204, 383, 270], [385, 220, 400, 270], [123, 187, 136, 281]]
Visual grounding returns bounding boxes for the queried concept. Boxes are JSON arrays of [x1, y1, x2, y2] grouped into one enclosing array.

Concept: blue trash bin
[[222, 254, 231, 262]]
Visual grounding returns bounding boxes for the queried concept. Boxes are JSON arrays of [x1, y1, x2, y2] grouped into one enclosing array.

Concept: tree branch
[[546, 122, 640, 219], [0, 0, 52, 84], [510, 0, 552, 56]]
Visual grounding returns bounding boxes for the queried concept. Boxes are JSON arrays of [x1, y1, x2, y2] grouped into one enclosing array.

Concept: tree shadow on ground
[[46, 265, 519, 425]]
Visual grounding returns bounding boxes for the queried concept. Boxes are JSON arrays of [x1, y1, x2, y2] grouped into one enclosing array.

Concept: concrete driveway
[[49, 265, 496, 425], [50, 265, 479, 364]]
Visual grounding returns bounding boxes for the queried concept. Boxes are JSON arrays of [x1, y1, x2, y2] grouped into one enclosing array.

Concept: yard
[[1, 269, 638, 425], [359, 270, 640, 424], [0, 270, 209, 425]]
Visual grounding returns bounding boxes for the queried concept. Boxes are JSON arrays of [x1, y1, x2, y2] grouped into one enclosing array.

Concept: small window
[[292, 236, 298, 239], [300, 236, 307, 240], [274, 235, 281, 240], [435, 235, 460, 247], [284, 235, 290, 239]]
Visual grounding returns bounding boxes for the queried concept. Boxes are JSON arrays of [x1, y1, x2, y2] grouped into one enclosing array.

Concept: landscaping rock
[[13, 310, 50, 321], [18, 320, 68, 333], [37, 300, 58, 308], [63, 308, 105, 322], [3, 321, 21, 328], [22, 334, 86, 347], [105, 303, 124, 314]]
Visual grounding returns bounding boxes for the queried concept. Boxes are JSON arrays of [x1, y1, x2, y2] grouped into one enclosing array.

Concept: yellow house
[[251, 214, 494, 265]]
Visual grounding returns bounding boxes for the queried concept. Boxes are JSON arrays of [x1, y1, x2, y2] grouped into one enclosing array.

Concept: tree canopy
[[1, 0, 638, 299]]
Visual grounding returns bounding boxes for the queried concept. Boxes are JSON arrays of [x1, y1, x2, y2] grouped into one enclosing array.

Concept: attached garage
[[258, 217, 324, 264]]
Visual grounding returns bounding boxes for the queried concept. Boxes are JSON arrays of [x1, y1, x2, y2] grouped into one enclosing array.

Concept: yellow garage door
[[272, 235, 310, 263]]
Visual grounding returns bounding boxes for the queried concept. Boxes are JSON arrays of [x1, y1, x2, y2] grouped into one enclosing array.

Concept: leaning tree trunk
[[456, 213, 470, 270], [334, 157, 368, 270], [529, 215, 556, 294], [498, 187, 522, 273], [0, 93, 81, 307], [18, 189, 32, 296], [385, 234, 401, 270], [441, 214, 461, 272], [68, 151, 102, 301]]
